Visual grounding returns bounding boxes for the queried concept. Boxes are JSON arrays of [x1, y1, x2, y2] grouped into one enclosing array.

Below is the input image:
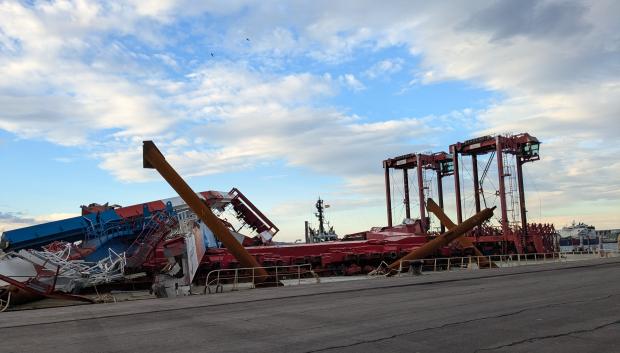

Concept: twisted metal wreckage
[[0, 133, 556, 309]]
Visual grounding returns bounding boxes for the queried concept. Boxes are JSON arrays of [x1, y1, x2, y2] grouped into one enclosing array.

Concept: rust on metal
[[426, 198, 496, 268], [387, 205, 495, 273], [426, 198, 457, 230], [0, 273, 94, 304], [383, 160, 393, 227], [142, 140, 269, 282]]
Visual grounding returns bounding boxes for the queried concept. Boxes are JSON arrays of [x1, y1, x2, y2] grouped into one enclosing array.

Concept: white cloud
[[338, 74, 365, 91], [0, 0, 618, 233], [0, 1, 176, 146], [0, 211, 77, 233], [53, 157, 74, 163], [154, 53, 178, 68], [225, 0, 619, 228], [364, 58, 404, 79], [98, 64, 445, 182]]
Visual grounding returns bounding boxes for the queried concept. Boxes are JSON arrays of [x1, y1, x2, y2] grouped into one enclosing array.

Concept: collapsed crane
[[0, 132, 557, 309], [142, 140, 270, 283]]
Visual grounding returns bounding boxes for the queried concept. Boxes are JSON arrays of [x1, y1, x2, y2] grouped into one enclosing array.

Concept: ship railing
[[562, 248, 619, 256], [395, 249, 619, 275], [204, 264, 318, 294]]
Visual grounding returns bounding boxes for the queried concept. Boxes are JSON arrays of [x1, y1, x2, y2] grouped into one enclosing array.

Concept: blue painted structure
[[1, 202, 178, 263], [197, 221, 220, 248], [1, 209, 121, 251]]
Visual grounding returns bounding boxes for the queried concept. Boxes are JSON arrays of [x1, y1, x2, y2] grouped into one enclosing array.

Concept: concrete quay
[[1, 258, 618, 353]]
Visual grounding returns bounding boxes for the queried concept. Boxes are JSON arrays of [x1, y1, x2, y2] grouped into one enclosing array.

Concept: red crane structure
[[383, 133, 556, 255], [383, 152, 454, 232]]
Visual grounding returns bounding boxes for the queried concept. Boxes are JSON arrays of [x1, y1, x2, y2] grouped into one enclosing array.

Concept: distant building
[[595, 229, 620, 242]]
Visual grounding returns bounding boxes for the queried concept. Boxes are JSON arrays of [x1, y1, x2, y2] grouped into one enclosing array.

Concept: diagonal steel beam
[[426, 198, 496, 268], [388, 206, 495, 273], [143, 141, 269, 282]]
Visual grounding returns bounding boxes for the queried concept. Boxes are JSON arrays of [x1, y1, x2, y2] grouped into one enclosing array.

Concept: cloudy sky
[[0, 0, 618, 240]]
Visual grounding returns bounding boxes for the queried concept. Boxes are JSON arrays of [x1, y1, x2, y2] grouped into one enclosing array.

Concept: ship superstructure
[[305, 198, 338, 243], [558, 222, 598, 247]]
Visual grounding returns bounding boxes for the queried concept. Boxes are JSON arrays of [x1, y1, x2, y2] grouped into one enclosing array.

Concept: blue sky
[[1, 1, 619, 240]]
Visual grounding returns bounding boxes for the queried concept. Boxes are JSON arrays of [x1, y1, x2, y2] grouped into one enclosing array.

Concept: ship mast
[[315, 197, 325, 235]]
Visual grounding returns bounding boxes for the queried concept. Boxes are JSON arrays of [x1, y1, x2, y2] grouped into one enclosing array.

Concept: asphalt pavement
[[1, 258, 619, 353]]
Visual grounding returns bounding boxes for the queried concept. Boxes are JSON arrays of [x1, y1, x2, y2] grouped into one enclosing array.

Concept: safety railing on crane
[[83, 217, 134, 248], [204, 264, 318, 294], [125, 212, 178, 268], [391, 249, 620, 275]]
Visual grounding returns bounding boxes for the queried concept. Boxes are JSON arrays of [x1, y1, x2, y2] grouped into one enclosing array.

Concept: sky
[[0, 0, 619, 241]]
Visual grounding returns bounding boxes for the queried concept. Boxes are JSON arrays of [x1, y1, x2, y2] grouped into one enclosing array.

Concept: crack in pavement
[[302, 293, 619, 353], [472, 319, 620, 352]]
